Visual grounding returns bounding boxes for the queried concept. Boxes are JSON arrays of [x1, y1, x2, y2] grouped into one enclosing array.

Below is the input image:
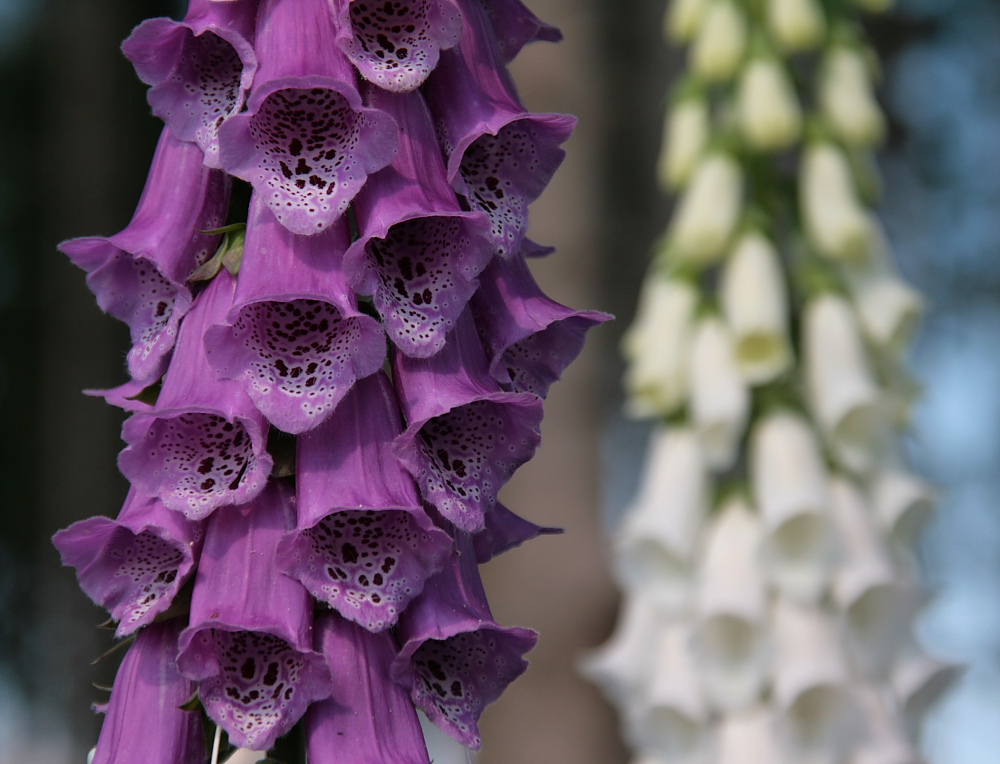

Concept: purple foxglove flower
[[279, 372, 452, 632], [305, 611, 430, 764], [330, 0, 461, 93], [423, 2, 575, 256], [471, 502, 561, 563], [59, 128, 230, 385], [91, 619, 204, 764], [204, 194, 385, 434], [471, 252, 611, 397], [391, 534, 537, 748], [122, 0, 258, 168], [471, 0, 562, 63], [53, 489, 202, 637], [85, 378, 157, 413], [119, 271, 273, 520], [177, 480, 331, 750], [218, 0, 398, 235], [392, 310, 543, 533], [345, 86, 494, 358]]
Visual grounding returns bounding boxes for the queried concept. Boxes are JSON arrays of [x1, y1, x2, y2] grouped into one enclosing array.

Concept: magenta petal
[[391, 535, 537, 749], [119, 273, 273, 520], [331, 0, 461, 93], [177, 481, 331, 750], [346, 87, 494, 358], [423, 6, 575, 256], [218, 0, 399, 235], [84, 378, 156, 413], [471, 502, 562, 563], [52, 489, 202, 637], [58, 128, 230, 384], [280, 373, 452, 632], [471, 253, 611, 397], [204, 195, 385, 434], [471, 0, 563, 63], [92, 619, 204, 764], [305, 612, 430, 764], [392, 311, 543, 533], [122, 0, 258, 168]]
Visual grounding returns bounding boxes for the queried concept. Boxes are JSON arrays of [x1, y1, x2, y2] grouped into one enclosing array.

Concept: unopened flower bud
[[658, 96, 709, 189], [691, 0, 747, 82], [670, 152, 743, 263], [666, 0, 709, 42], [736, 57, 802, 151], [800, 142, 875, 261], [767, 0, 826, 51], [689, 317, 749, 469], [821, 47, 886, 147]]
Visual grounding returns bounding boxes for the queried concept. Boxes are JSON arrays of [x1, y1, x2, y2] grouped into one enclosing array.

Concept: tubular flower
[[57, 1, 603, 762], [588, 0, 957, 762]]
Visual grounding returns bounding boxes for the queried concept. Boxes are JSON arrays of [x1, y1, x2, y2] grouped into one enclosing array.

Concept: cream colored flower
[[690, 0, 747, 82], [736, 57, 802, 151], [669, 152, 743, 264], [800, 142, 875, 262], [767, 0, 825, 52], [820, 46, 886, 147], [658, 96, 709, 190], [666, 0, 709, 42]]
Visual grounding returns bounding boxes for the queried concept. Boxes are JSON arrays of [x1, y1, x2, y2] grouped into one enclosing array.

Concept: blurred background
[[0, 0, 997, 762]]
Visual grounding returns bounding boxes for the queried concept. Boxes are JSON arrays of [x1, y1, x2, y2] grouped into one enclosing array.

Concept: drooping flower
[[668, 151, 743, 264], [690, 0, 747, 82], [735, 55, 802, 151]]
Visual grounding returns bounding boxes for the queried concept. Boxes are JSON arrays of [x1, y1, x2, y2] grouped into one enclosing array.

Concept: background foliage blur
[[0, 0, 997, 762]]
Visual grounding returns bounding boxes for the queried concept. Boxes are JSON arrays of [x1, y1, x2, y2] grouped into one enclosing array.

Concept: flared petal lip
[[177, 618, 321, 676], [392, 620, 539, 680], [244, 74, 365, 120], [84, 379, 158, 413], [120, 401, 268, 445]]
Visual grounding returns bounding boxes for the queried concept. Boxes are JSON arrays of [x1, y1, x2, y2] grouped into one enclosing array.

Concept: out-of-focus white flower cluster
[[591, 0, 961, 762]]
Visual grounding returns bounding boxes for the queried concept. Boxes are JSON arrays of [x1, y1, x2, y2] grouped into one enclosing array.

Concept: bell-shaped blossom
[[306, 612, 430, 764], [330, 0, 461, 93], [820, 46, 886, 147], [692, 498, 768, 711], [345, 86, 494, 358], [477, 0, 563, 63], [279, 372, 453, 632], [668, 152, 743, 264], [871, 468, 935, 551], [800, 141, 875, 262], [616, 427, 708, 614], [622, 274, 698, 418], [766, 0, 825, 52], [218, 0, 399, 235], [623, 625, 709, 764], [392, 311, 543, 533], [423, 1, 575, 256], [840, 226, 923, 353], [720, 231, 793, 384], [891, 635, 962, 743], [177, 481, 331, 750], [828, 476, 917, 679], [735, 56, 802, 151], [59, 128, 230, 384], [771, 598, 858, 764], [666, 0, 709, 42], [803, 293, 887, 473], [204, 195, 385, 434], [122, 0, 258, 168], [470, 252, 611, 397], [581, 594, 667, 709], [690, 0, 747, 82], [750, 411, 836, 603], [851, 685, 921, 764], [688, 316, 749, 469], [658, 95, 709, 190], [470, 502, 561, 563], [91, 619, 204, 764], [119, 272, 273, 519], [391, 535, 537, 749], [52, 489, 202, 637]]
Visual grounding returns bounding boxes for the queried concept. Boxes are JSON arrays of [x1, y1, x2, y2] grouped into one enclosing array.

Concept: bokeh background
[[1, 0, 998, 762]]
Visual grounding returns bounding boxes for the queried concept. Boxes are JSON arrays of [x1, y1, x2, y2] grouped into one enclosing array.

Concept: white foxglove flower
[[581, 594, 667, 708], [666, 0, 709, 42], [800, 142, 875, 262], [223, 751, 269, 764], [771, 598, 858, 764], [841, 225, 923, 353], [828, 476, 917, 679], [852, 686, 920, 764], [891, 637, 962, 742], [871, 469, 935, 550], [688, 317, 749, 469], [625, 624, 709, 763], [622, 275, 699, 417], [617, 428, 708, 614], [803, 293, 888, 473], [716, 706, 779, 764], [690, 0, 747, 82], [720, 231, 793, 384], [750, 411, 836, 603], [669, 152, 743, 264], [658, 96, 709, 190], [766, 0, 825, 52], [419, 711, 473, 764], [735, 57, 802, 151], [820, 46, 886, 147], [693, 498, 767, 711]]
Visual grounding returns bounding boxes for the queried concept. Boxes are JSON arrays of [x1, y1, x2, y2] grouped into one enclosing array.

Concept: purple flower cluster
[[53, 0, 608, 761]]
